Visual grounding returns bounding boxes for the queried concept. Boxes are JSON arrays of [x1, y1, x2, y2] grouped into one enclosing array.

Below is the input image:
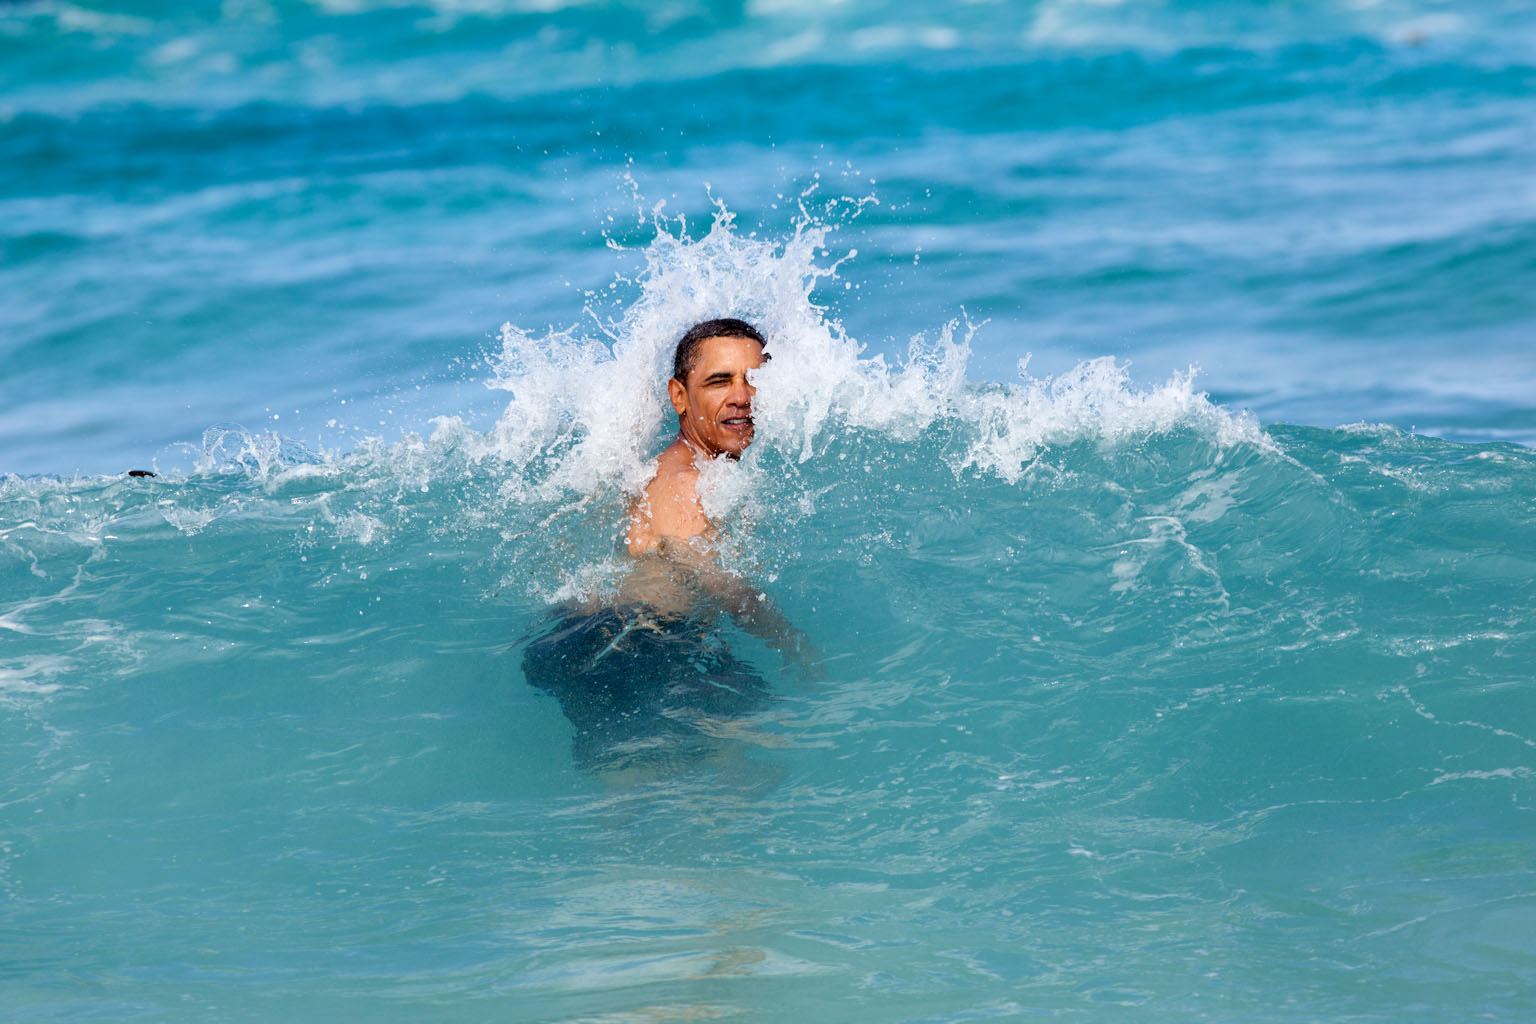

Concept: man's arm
[[652, 535, 821, 673], [625, 440, 821, 674]]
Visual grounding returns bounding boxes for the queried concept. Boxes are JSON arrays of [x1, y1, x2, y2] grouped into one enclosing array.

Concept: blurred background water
[[5, 0, 1535, 475], [3, 1, 1536, 1021]]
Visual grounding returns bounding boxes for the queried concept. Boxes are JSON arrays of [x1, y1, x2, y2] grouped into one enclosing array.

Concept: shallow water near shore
[[5, 0, 1536, 1020]]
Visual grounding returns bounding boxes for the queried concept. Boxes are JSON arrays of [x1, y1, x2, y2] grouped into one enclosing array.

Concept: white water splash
[[479, 203, 1265, 508], [0, 202, 1269, 607]]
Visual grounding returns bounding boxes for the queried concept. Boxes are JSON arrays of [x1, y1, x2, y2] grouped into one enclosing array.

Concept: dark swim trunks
[[521, 605, 771, 770]]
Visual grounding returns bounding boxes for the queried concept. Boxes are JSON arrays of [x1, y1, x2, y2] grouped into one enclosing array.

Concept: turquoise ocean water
[[4, 1, 1536, 1020]]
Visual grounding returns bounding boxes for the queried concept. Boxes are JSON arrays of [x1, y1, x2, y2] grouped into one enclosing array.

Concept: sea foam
[[1, 204, 1269, 606], [478, 204, 1265, 504]]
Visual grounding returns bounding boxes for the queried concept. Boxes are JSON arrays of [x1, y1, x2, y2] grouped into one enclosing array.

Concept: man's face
[[668, 334, 765, 459]]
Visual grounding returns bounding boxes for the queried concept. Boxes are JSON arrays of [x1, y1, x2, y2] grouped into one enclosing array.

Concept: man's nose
[[729, 378, 752, 405]]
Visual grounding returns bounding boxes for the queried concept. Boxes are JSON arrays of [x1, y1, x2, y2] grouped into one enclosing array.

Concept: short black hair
[[671, 318, 767, 383]]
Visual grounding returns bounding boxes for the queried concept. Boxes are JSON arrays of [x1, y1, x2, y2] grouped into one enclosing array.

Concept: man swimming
[[626, 317, 767, 556], [522, 317, 814, 771]]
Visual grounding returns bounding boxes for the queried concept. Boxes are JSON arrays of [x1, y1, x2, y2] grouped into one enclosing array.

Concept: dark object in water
[[127, 469, 156, 478], [522, 605, 770, 770]]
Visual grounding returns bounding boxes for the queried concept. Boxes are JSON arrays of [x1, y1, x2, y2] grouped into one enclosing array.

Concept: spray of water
[[466, 198, 1260, 519], [2, 198, 1267, 606]]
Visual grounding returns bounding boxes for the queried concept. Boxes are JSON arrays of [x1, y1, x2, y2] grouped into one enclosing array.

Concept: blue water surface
[[3, 1, 1536, 1021], [5, 0, 1535, 475]]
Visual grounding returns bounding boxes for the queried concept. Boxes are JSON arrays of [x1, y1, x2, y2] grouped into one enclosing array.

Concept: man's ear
[[667, 377, 688, 418]]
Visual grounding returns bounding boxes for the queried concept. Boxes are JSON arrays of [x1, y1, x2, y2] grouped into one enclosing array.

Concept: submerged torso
[[523, 546, 769, 771]]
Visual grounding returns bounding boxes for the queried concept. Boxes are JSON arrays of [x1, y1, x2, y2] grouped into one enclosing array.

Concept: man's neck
[[676, 429, 740, 462], [676, 430, 716, 461]]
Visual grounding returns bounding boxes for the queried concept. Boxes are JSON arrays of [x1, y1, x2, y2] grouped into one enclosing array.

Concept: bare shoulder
[[626, 440, 711, 556]]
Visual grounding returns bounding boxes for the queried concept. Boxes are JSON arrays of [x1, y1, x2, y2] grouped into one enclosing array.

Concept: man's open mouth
[[722, 416, 753, 428]]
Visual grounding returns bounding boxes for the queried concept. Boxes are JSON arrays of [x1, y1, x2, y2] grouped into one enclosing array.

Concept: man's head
[[668, 318, 767, 459]]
